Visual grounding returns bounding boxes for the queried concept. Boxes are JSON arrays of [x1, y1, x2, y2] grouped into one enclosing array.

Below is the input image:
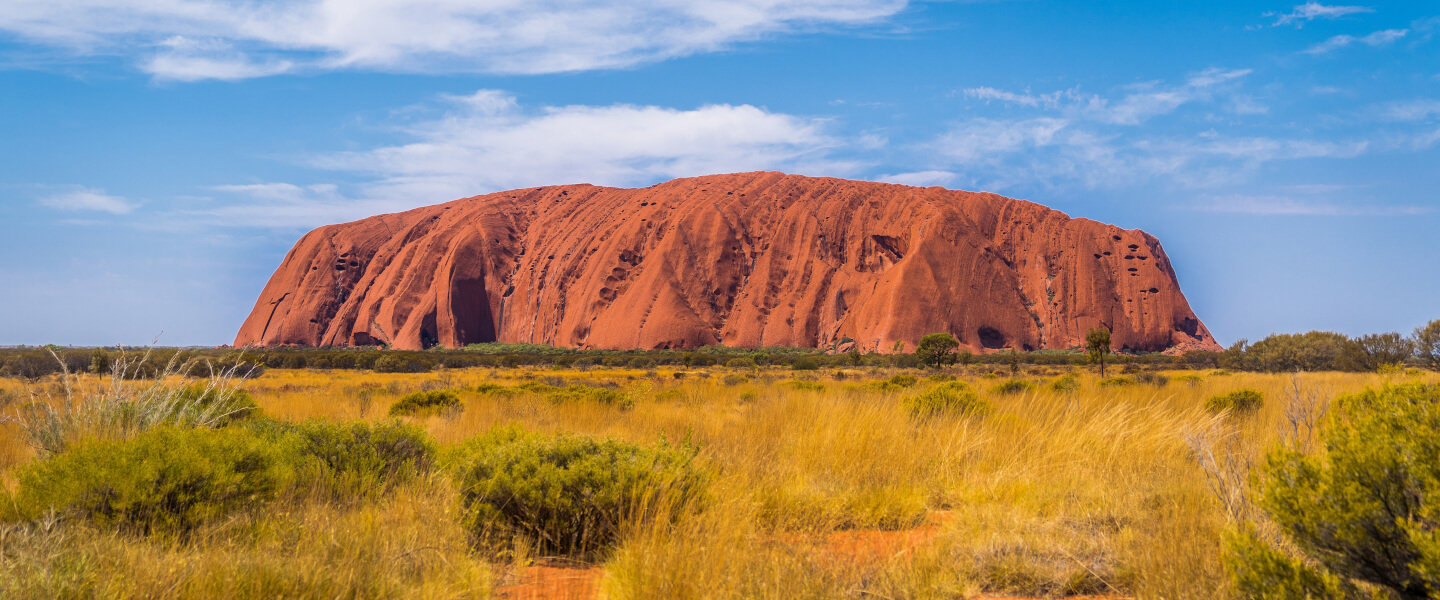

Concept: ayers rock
[[236, 172, 1219, 354]]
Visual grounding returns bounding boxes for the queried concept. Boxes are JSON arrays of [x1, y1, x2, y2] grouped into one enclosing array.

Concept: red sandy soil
[[492, 513, 1129, 600], [236, 172, 1217, 355], [494, 564, 603, 600]]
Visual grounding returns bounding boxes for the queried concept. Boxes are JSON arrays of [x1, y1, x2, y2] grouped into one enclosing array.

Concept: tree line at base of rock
[[1, 319, 1435, 380]]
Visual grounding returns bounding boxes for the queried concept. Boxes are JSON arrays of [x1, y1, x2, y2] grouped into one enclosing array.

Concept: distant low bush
[[1204, 389, 1264, 414], [1174, 374, 1204, 386], [989, 378, 1035, 395], [1098, 377, 1135, 387], [249, 419, 435, 501], [471, 382, 517, 396], [545, 385, 634, 409], [372, 355, 434, 374], [926, 373, 956, 382], [868, 374, 919, 392], [722, 374, 749, 386], [450, 427, 708, 558], [725, 357, 758, 369], [1135, 372, 1169, 387], [790, 358, 820, 371], [388, 389, 462, 417], [788, 380, 825, 392], [903, 381, 990, 419], [1049, 373, 1081, 393], [12, 427, 284, 536]]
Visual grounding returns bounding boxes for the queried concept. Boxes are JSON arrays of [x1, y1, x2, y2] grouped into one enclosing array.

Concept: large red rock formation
[[235, 172, 1219, 354]]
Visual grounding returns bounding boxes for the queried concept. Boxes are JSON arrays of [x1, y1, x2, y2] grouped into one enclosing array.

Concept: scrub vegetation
[[0, 324, 1436, 599]]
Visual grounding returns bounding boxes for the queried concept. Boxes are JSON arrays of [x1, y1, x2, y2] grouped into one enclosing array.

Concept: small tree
[[915, 333, 960, 369], [1003, 350, 1021, 376], [1416, 319, 1440, 370], [1086, 327, 1112, 377]]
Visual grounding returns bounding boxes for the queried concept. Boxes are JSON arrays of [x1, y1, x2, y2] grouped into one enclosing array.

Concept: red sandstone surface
[[234, 172, 1219, 353]]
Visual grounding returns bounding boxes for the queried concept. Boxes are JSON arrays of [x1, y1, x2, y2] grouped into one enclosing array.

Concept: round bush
[[989, 378, 1036, 395], [451, 428, 708, 558], [903, 381, 991, 419], [388, 389, 462, 417], [721, 374, 749, 386], [249, 418, 435, 500], [1049, 374, 1081, 393], [1205, 388, 1264, 414], [1098, 376, 1135, 387], [14, 427, 284, 536]]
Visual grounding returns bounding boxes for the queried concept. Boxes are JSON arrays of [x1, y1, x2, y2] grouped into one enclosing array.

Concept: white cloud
[[197, 90, 854, 228], [1304, 28, 1408, 54], [1269, 3, 1374, 27], [38, 186, 138, 214], [0, 0, 909, 80]]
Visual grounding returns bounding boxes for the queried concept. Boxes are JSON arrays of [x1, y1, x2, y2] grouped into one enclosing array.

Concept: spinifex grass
[[0, 362, 1432, 599]]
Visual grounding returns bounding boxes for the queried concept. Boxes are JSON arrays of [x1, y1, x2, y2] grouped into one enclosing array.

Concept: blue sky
[[1, 1, 1436, 347]]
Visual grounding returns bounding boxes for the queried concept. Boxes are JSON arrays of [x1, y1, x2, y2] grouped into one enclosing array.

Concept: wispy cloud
[[935, 69, 1369, 193], [194, 90, 857, 228], [963, 87, 1066, 109], [1377, 99, 1440, 121], [1304, 28, 1408, 54], [38, 186, 138, 214], [873, 170, 958, 187], [1268, 2, 1374, 27], [1199, 194, 1431, 216], [0, 0, 909, 80]]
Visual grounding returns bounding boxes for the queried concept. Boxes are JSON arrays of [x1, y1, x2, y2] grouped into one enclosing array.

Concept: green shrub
[[450, 427, 708, 558], [1049, 373, 1081, 393], [739, 391, 758, 403], [1098, 376, 1135, 387], [722, 374, 749, 386], [388, 389, 462, 417], [787, 380, 825, 391], [988, 378, 1035, 395], [927, 373, 956, 382], [249, 419, 435, 501], [1204, 389, 1264, 414], [725, 357, 758, 369], [13, 427, 284, 535], [903, 381, 990, 419], [1174, 374, 1204, 386], [868, 374, 919, 392], [1225, 383, 1440, 599]]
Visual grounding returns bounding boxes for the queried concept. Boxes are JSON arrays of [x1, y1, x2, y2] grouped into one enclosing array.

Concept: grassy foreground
[[0, 364, 1432, 599]]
